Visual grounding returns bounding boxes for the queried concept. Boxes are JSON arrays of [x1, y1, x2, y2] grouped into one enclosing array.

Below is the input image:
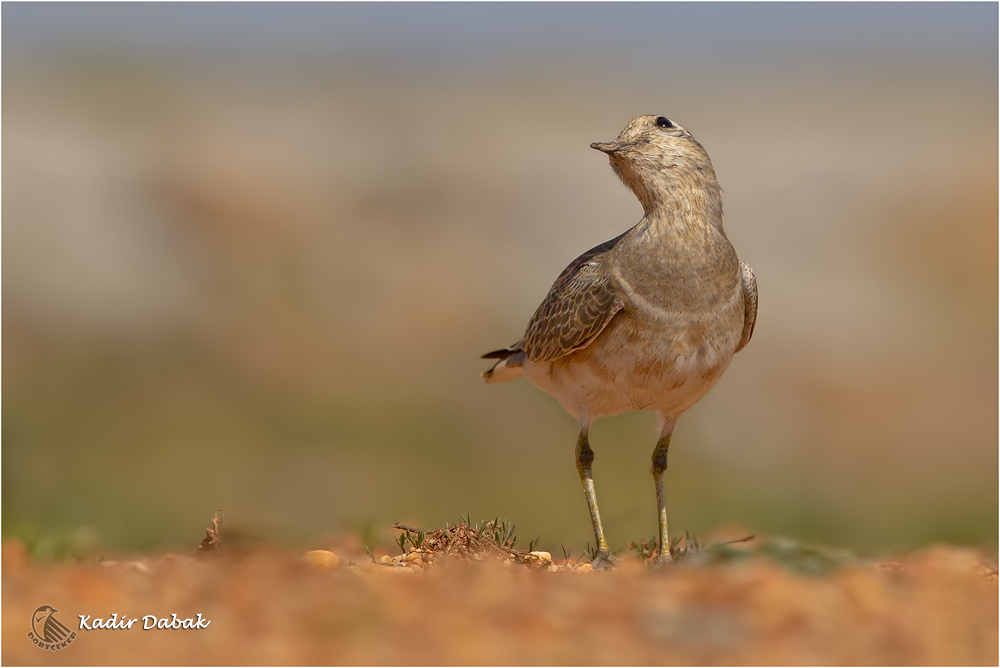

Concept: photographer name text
[[78, 614, 210, 630]]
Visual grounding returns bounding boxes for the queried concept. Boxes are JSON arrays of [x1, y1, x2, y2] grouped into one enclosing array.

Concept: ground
[[3, 520, 997, 666]]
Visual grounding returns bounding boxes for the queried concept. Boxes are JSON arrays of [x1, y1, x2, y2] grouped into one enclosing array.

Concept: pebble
[[125, 560, 153, 574], [383, 564, 415, 575], [305, 550, 340, 569]]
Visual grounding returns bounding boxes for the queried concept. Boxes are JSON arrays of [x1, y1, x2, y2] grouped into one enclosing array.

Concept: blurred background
[[3, 3, 996, 557]]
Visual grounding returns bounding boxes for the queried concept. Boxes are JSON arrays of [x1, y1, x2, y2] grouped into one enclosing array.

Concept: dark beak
[[590, 141, 629, 154]]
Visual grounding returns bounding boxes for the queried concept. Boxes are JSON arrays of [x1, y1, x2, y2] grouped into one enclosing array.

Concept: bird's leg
[[576, 426, 615, 569], [651, 422, 675, 566]]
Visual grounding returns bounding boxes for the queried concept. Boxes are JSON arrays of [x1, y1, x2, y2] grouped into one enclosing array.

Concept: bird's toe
[[590, 550, 618, 570], [650, 553, 674, 569]]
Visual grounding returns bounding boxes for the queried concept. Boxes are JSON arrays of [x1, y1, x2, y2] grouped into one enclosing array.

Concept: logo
[[28, 605, 77, 651]]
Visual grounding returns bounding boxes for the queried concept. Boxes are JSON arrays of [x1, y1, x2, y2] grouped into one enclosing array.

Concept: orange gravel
[[2, 541, 996, 665]]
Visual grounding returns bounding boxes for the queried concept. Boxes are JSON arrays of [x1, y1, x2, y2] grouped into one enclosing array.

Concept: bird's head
[[591, 115, 718, 215]]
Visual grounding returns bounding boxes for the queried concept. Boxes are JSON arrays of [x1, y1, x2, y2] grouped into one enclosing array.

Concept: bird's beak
[[590, 141, 629, 154]]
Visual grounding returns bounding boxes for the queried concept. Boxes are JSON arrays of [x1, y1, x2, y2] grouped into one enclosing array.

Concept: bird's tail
[[481, 347, 527, 384]]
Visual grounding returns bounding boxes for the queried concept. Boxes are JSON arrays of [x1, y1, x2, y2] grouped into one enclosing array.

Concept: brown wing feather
[[522, 234, 626, 362]]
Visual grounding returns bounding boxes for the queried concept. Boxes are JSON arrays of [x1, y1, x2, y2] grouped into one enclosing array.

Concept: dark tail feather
[[481, 341, 525, 360], [481, 348, 527, 383]]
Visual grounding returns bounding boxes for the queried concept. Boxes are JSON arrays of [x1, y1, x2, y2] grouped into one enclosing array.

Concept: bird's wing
[[735, 260, 757, 353], [521, 233, 626, 362]]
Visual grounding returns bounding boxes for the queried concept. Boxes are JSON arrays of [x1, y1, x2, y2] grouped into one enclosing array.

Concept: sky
[[4, 2, 996, 73]]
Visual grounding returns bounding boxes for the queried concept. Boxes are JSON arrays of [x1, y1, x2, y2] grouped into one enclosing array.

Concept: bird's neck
[[639, 177, 724, 238], [614, 153, 724, 233]]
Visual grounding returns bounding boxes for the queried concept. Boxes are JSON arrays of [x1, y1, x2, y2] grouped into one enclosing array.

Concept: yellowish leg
[[651, 426, 674, 565], [576, 427, 615, 568]]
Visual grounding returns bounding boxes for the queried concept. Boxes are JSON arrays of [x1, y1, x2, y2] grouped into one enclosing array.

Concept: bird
[[481, 115, 757, 568]]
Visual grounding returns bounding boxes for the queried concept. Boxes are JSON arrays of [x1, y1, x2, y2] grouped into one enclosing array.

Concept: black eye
[[655, 116, 674, 129]]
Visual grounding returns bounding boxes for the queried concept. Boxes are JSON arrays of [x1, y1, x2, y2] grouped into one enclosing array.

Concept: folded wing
[[735, 260, 757, 353], [522, 234, 625, 362]]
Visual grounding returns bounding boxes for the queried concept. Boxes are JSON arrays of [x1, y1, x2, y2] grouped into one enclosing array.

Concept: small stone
[[404, 551, 424, 563], [575, 563, 593, 574], [378, 555, 393, 565], [305, 550, 340, 569], [528, 551, 552, 565], [125, 560, 153, 574], [547, 564, 559, 572]]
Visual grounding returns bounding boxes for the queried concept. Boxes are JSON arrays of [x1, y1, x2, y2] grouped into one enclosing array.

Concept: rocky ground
[[3, 518, 997, 665]]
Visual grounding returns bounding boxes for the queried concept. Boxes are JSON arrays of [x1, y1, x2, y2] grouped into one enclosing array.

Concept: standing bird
[[482, 115, 757, 568]]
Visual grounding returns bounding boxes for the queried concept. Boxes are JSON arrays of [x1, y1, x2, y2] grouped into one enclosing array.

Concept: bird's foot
[[650, 552, 674, 569], [590, 549, 617, 570]]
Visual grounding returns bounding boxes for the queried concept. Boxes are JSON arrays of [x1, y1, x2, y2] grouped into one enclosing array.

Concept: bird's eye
[[655, 116, 674, 129]]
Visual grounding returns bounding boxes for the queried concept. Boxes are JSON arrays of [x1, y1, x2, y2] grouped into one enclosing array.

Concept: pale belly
[[523, 303, 743, 423]]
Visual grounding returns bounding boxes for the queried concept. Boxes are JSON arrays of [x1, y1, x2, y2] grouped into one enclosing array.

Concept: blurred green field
[[3, 3, 997, 559]]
